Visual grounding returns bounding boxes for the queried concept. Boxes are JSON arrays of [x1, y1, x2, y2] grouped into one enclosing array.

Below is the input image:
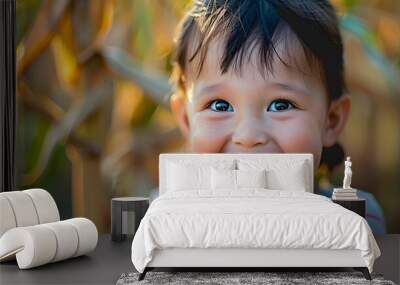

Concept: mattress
[[131, 189, 380, 273]]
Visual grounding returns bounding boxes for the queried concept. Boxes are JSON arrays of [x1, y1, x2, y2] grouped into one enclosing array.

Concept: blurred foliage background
[[16, 0, 399, 233]]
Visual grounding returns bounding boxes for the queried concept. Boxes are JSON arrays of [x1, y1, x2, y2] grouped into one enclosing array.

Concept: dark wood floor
[[0, 234, 399, 284], [374, 234, 400, 284]]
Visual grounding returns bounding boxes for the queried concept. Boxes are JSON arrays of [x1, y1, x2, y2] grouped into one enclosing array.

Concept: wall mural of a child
[[164, 0, 386, 234]]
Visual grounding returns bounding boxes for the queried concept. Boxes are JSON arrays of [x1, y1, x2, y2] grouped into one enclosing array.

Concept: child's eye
[[267, 99, 295, 112], [208, 99, 234, 112]]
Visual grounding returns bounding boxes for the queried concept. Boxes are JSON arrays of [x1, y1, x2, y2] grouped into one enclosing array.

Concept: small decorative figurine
[[342, 156, 352, 190], [333, 156, 358, 200]]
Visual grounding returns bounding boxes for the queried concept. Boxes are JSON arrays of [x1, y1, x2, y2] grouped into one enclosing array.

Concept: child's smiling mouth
[[219, 143, 284, 154]]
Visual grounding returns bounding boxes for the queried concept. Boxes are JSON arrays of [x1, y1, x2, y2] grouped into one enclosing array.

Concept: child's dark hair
[[171, 0, 347, 171], [171, 0, 346, 100]]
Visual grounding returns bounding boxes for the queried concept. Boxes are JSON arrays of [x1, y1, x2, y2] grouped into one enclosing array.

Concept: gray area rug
[[116, 271, 396, 285]]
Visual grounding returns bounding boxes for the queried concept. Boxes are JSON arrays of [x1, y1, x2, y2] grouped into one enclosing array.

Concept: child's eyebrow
[[195, 83, 224, 98], [268, 82, 311, 97], [195, 82, 310, 99]]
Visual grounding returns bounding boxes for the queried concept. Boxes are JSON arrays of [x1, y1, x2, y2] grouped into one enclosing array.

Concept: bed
[[131, 153, 381, 281]]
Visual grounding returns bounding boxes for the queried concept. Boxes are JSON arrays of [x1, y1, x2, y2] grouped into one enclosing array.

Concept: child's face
[[171, 35, 351, 169]]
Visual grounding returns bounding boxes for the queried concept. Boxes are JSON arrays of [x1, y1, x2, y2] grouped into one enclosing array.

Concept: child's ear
[[322, 94, 351, 147], [170, 92, 190, 140]]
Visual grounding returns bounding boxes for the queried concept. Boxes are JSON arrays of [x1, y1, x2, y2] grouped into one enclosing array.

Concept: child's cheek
[[189, 113, 232, 153], [272, 116, 323, 167]]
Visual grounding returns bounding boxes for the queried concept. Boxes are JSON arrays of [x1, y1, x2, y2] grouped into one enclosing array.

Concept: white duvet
[[131, 189, 380, 273]]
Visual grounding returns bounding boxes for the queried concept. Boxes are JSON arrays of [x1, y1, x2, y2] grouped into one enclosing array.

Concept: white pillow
[[166, 160, 236, 191], [167, 162, 209, 191], [211, 168, 236, 190], [236, 169, 267, 189], [267, 161, 307, 191], [211, 168, 267, 190], [238, 159, 308, 191]]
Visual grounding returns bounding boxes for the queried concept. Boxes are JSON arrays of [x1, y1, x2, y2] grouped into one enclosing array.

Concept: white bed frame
[[140, 153, 370, 280]]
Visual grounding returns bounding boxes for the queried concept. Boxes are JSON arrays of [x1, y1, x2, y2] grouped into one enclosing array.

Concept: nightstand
[[332, 198, 366, 218], [111, 197, 149, 242]]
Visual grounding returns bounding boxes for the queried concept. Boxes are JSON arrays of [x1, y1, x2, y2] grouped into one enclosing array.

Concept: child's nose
[[231, 117, 269, 149]]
